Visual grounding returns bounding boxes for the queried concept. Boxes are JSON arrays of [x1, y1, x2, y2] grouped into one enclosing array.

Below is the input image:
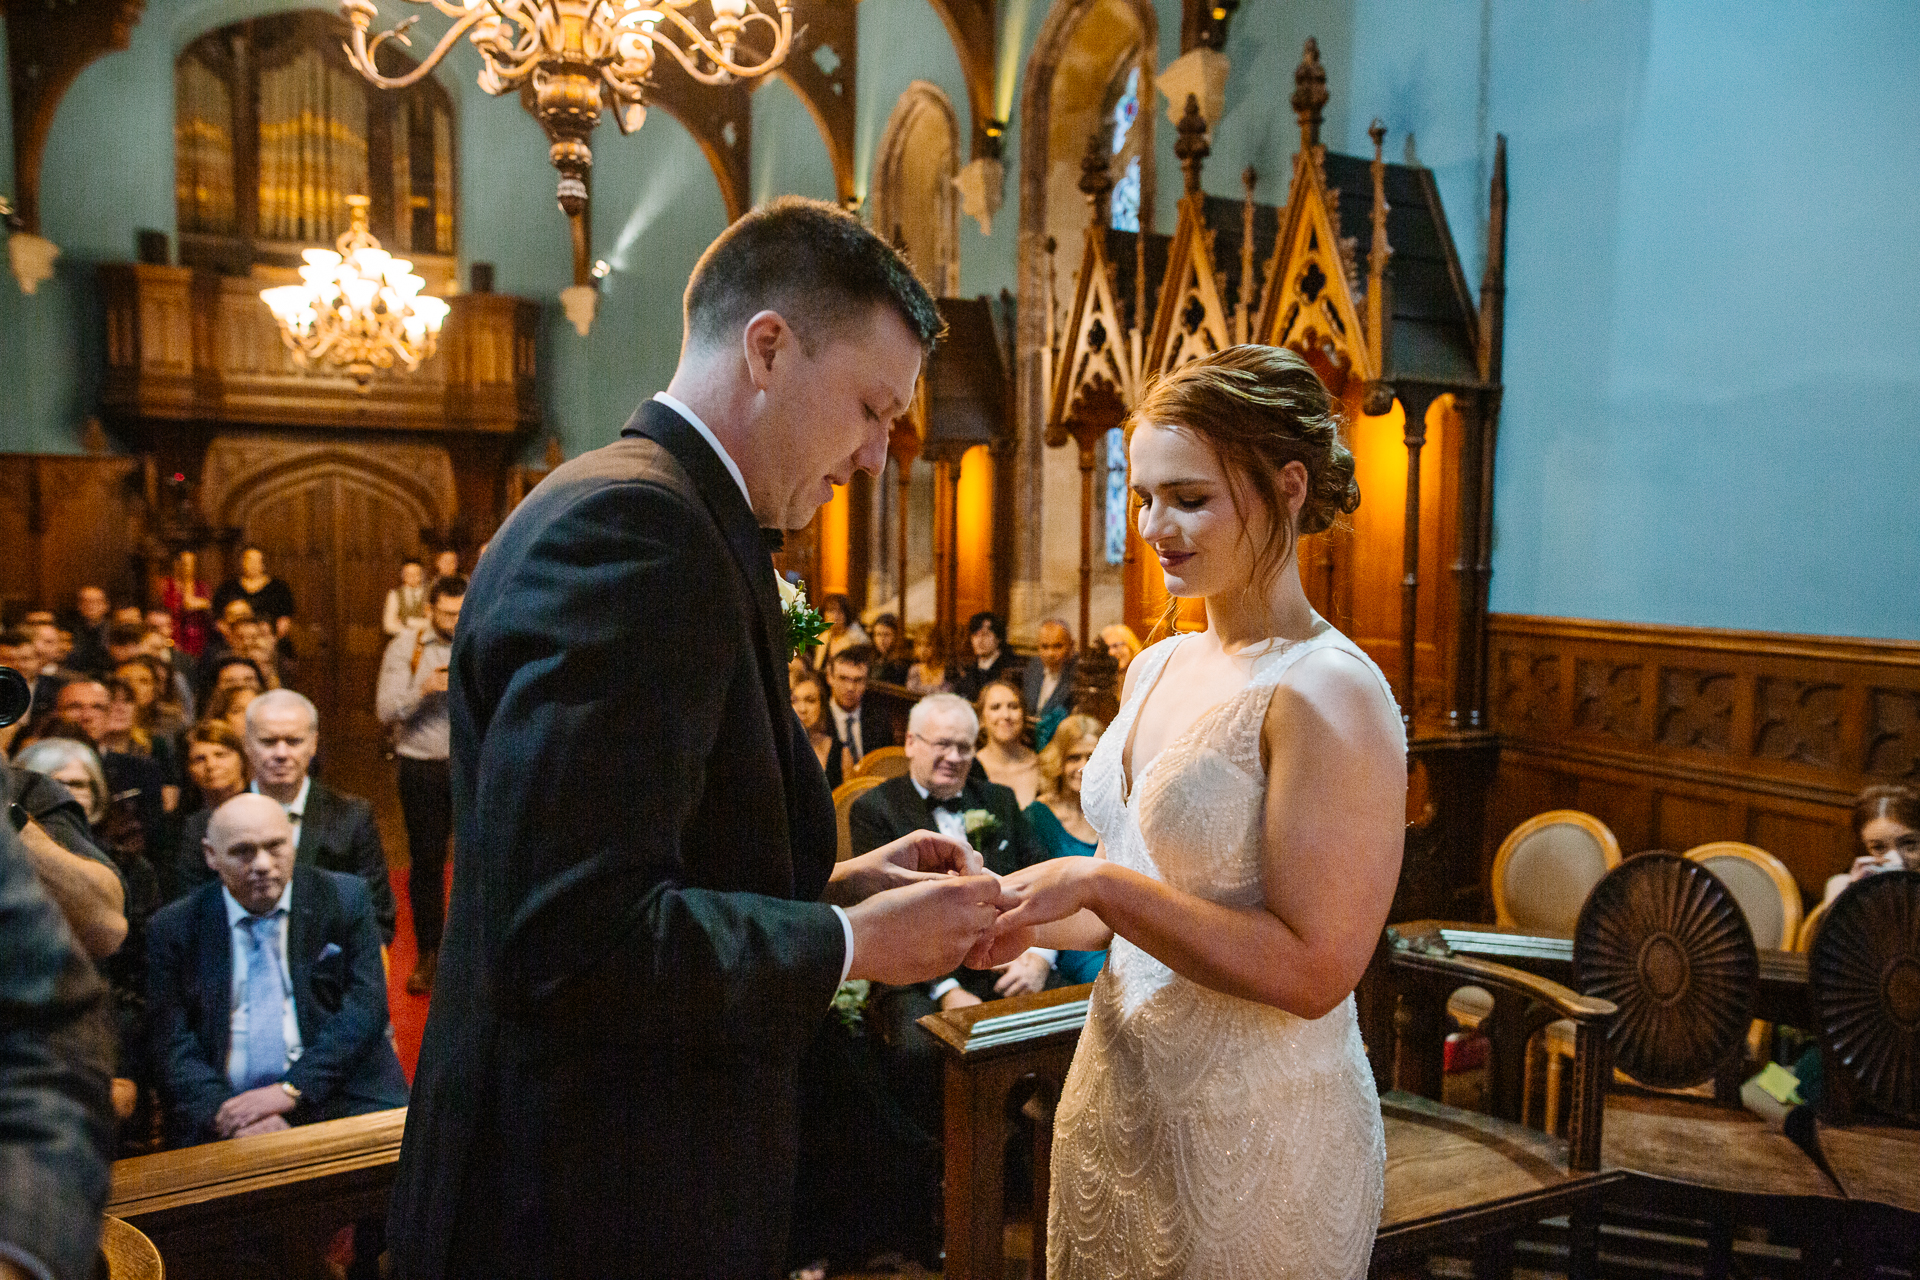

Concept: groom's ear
[[742, 310, 795, 385]]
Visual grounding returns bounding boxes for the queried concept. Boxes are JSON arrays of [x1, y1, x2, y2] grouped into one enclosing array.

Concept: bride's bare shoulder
[[1261, 643, 1403, 754]]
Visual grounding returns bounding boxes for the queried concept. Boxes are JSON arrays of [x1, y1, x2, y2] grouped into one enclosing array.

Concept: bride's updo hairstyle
[[1128, 343, 1359, 591]]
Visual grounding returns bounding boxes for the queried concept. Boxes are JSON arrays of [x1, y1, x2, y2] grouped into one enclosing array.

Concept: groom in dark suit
[[388, 198, 1010, 1280]]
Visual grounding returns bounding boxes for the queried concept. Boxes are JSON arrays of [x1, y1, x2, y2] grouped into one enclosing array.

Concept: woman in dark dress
[[790, 668, 851, 789], [211, 546, 297, 658], [1022, 712, 1108, 985]]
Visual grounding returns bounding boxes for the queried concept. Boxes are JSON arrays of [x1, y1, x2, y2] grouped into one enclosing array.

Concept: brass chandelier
[[339, 0, 795, 287], [260, 196, 451, 386]]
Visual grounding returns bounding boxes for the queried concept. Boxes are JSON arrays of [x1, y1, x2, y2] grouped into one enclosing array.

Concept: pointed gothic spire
[[1175, 93, 1210, 196], [1293, 38, 1328, 152], [1080, 124, 1114, 226]]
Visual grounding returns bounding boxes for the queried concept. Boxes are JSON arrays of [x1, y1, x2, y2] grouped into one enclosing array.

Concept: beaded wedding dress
[[1049, 627, 1402, 1279]]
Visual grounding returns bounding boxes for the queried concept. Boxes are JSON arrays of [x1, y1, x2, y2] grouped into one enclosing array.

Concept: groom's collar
[[650, 392, 751, 509]]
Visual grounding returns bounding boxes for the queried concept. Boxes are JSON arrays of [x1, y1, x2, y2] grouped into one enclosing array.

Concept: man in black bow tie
[[389, 199, 1011, 1280]]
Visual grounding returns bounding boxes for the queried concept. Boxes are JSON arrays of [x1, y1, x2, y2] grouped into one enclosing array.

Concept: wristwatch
[[279, 1081, 302, 1103]]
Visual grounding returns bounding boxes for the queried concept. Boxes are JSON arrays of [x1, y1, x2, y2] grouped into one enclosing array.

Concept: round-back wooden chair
[[851, 745, 909, 781], [832, 775, 887, 862], [1808, 868, 1920, 1124], [100, 1215, 163, 1280], [1569, 853, 1840, 1250], [1683, 841, 1803, 952], [1795, 896, 1833, 952], [1494, 810, 1623, 933]]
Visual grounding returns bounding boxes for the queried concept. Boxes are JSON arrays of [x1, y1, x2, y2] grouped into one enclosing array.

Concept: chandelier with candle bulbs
[[260, 196, 451, 387], [339, 0, 793, 285]]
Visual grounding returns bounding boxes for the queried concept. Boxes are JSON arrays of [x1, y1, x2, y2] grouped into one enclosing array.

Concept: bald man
[[146, 794, 406, 1149]]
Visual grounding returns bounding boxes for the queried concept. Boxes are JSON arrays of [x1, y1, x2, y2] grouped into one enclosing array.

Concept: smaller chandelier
[[260, 195, 450, 388]]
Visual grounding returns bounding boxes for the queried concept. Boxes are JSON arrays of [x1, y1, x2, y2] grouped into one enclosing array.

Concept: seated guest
[[212, 547, 296, 657], [236, 615, 289, 690], [868, 612, 909, 684], [1071, 640, 1123, 725], [1023, 713, 1109, 985], [903, 624, 953, 695], [952, 610, 1021, 703], [0, 817, 118, 1280], [844, 693, 1055, 1254], [1099, 622, 1144, 674], [383, 558, 430, 637], [975, 678, 1040, 808], [103, 620, 152, 672], [147, 793, 407, 1151], [159, 550, 214, 659], [826, 645, 894, 766], [208, 685, 259, 741], [23, 618, 74, 716], [98, 676, 181, 816], [811, 593, 868, 667], [175, 690, 395, 943], [62, 586, 113, 677], [196, 652, 265, 711], [195, 598, 256, 678], [1021, 619, 1079, 734], [11, 739, 155, 1128], [1824, 783, 1920, 906], [431, 548, 461, 580], [790, 669, 851, 789], [52, 680, 167, 862], [117, 653, 188, 747], [172, 720, 250, 899]]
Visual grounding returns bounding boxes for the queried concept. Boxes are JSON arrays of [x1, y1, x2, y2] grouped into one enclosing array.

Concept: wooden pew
[[922, 933, 1623, 1280], [107, 1107, 405, 1280]]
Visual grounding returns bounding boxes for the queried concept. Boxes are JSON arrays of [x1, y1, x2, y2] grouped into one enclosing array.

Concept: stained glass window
[[1110, 155, 1142, 233], [1111, 66, 1140, 153], [1104, 426, 1128, 564]]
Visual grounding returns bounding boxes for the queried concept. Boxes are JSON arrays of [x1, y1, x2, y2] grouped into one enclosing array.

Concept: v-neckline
[[1117, 628, 1327, 805]]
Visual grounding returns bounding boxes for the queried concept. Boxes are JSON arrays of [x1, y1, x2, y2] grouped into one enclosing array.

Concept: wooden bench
[[107, 1107, 406, 1280], [922, 932, 1623, 1280]]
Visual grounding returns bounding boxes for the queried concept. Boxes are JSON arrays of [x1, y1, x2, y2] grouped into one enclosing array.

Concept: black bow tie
[[760, 528, 785, 554], [928, 793, 967, 814]]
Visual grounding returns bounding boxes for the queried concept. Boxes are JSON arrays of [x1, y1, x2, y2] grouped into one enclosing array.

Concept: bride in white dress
[[993, 345, 1407, 1278]]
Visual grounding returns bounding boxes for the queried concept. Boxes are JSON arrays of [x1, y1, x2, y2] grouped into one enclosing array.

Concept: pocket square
[[315, 942, 342, 963]]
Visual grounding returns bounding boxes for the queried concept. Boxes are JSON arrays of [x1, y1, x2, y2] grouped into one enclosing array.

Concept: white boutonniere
[[961, 809, 1002, 844], [780, 575, 829, 660]]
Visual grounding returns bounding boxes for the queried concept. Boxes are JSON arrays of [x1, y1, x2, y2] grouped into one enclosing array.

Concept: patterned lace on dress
[[1050, 626, 1404, 1280]]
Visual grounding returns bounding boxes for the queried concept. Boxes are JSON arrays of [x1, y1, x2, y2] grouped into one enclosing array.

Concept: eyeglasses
[[913, 736, 976, 759]]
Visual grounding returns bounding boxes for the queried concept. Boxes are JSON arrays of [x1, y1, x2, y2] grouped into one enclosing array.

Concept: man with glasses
[[847, 693, 1056, 1189]]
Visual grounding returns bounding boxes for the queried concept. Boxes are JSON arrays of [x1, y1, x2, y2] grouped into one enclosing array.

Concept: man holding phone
[[376, 574, 465, 994]]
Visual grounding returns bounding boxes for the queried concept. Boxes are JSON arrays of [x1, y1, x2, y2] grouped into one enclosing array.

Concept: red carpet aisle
[[385, 863, 435, 1081]]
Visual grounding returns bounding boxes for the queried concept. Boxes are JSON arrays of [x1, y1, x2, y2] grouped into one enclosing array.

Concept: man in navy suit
[[825, 645, 895, 765], [146, 794, 406, 1150], [1021, 619, 1078, 724]]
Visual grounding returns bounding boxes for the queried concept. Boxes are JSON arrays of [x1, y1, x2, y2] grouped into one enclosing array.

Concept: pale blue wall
[[5, 0, 1917, 637]]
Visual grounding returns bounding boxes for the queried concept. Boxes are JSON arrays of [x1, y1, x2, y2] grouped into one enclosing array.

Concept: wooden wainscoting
[[1487, 614, 1920, 901]]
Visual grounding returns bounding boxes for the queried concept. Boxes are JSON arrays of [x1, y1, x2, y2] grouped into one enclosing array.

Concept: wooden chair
[[1683, 841, 1803, 951], [1574, 854, 1843, 1273], [100, 1215, 164, 1280], [1795, 895, 1832, 952], [831, 775, 886, 862], [1453, 811, 1619, 1115], [850, 745, 909, 781], [1802, 869, 1920, 1268]]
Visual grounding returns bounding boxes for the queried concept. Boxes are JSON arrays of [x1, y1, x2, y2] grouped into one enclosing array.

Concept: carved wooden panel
[[98, 264, 540, 434], [1865, 688, 1920, 781], [1572, 659, 1641, 741], [1754, 676, 1843, 768], [1490, 615, 1920, 900], [0, 456, 146, 617], [1657, 665, 1734, 753]]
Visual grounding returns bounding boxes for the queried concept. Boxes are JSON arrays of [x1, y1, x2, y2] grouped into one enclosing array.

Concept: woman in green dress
[[1024, 713, 1108, 984]]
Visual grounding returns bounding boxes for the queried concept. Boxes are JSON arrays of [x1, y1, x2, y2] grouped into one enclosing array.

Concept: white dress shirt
[[910, 779, 1053, 1001], [223, 879, 304, 1088], [654, 392, 855, 987], [1037, 666, 1063, 711], [251, 776, 311, 851]]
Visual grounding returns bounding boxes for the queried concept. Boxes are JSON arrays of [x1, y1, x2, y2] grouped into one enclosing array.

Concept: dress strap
[[1255, 630, 1406, 742]]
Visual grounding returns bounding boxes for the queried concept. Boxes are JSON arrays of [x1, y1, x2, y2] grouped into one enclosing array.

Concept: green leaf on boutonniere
[[779, 576, 830, 660]]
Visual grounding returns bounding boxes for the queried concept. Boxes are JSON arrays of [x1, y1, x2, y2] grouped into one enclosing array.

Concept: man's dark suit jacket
[[144, 864, 407, 1149], [388, 399, 844, 1280], [0, 819, 116, 1280], [849, 773, 1045, 1002], [172, 781, 395, 942], [951, 649, 1023, 704], [1022, 655, 1078, 722], [828, 697, 895, 762]]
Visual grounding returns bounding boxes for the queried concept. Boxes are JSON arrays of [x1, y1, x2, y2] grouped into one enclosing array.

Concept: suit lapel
[[294, 784, 328, 866], [199, 885, 233, 1062], [622, 399, 804, 824], [287, 867, 321, 1045]]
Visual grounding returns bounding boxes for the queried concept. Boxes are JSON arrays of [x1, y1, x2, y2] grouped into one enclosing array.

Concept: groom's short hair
[[683, 196, 943, 357]]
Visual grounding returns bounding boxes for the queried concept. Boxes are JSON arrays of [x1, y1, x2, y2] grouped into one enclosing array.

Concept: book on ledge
[[961, 997, 1090, 1050]]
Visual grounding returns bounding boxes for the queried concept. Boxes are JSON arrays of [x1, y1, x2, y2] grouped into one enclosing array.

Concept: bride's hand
[[996, 858, 1098, 932]]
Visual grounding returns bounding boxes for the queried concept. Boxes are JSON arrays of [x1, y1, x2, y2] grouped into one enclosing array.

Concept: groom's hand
[[825, 830, 982, 905], [844, 874, 1009, 985]]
